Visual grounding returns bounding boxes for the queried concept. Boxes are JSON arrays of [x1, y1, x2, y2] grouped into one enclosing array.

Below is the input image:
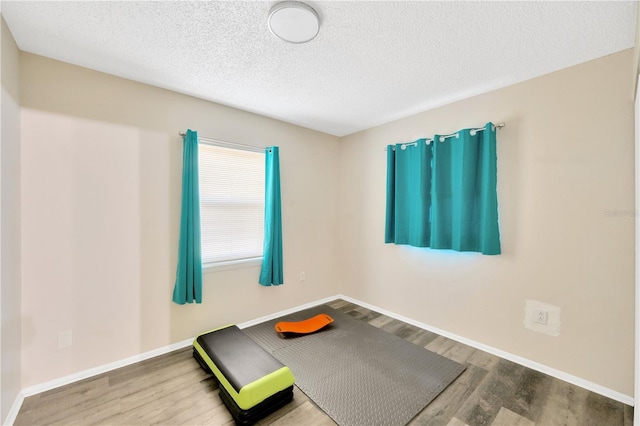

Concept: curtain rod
[[178, 132, 266, 152], [388, 122, 505, 151]]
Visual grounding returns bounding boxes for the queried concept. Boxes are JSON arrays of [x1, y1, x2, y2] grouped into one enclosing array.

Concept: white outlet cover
[[524, 300, 561, 337], [533, 308, 548, 325]]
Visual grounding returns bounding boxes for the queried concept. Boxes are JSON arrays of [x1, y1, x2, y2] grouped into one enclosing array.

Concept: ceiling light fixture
[[268, 1, 320, 44]]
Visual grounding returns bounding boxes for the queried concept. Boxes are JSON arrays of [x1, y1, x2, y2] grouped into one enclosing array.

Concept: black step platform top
[[196, 325, 286, 393]]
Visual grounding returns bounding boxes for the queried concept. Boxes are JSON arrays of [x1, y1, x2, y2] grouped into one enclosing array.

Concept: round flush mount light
[[268, 1, 320, 44]]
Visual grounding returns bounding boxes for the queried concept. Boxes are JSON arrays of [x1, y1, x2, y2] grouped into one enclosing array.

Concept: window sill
[[203, 257, 263, 273]]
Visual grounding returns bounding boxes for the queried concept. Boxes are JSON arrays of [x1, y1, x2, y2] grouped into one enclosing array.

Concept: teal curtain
[[172, 129, 203, 304], [385, 139, 432, 246], [259, 147, 284, 286], [385, 123, 500, 255], [431, 123, 500, 254]]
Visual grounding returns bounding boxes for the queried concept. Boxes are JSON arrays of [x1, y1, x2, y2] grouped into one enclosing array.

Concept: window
[[199, 143, 265, 267]]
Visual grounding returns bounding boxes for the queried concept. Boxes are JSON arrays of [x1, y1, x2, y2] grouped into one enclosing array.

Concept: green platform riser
[[193, 332, 295, 410]]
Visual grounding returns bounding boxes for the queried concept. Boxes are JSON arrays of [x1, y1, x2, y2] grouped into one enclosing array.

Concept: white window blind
[[199, 143, 265, 265]]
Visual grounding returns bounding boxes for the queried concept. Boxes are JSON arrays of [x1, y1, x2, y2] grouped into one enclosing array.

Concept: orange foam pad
[[275, 314, 334, 335]]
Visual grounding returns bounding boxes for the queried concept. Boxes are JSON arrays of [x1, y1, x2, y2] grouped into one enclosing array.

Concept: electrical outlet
[[299, 272, 306, 281], [524, 299, 561, 337], [533, 308, 548, 325]]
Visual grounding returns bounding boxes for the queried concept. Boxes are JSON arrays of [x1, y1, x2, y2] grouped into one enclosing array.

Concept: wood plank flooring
[[14, 300, 634, 426]]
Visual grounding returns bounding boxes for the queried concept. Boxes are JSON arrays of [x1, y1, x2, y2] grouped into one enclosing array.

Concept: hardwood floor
[[14, 300, 634, 426]]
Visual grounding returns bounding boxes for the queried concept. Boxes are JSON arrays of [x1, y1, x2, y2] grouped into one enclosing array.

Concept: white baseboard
[[4, 292, 632, 426], [3, 295, 342, 425], [338, 294, 635, 406], [19, 338, 194, 399], [3, 393, 24, 426], [1, 337, 195, 426], [237, 295, 340, 329], [15, 296, 340, 402]]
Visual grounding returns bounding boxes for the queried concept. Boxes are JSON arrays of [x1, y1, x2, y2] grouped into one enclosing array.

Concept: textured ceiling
[[1, 1, 637, 136]]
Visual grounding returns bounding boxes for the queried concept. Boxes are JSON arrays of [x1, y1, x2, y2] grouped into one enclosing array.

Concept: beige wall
[[9, 32, 637, 402], [19, 53, 341, 388], [1, 15, 22, 423], [338, 50, 635, 396], [634, 2, 640, 96]]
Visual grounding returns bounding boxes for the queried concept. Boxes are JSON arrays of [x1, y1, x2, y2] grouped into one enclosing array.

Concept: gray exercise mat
[[243, 305, 466, 426]]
